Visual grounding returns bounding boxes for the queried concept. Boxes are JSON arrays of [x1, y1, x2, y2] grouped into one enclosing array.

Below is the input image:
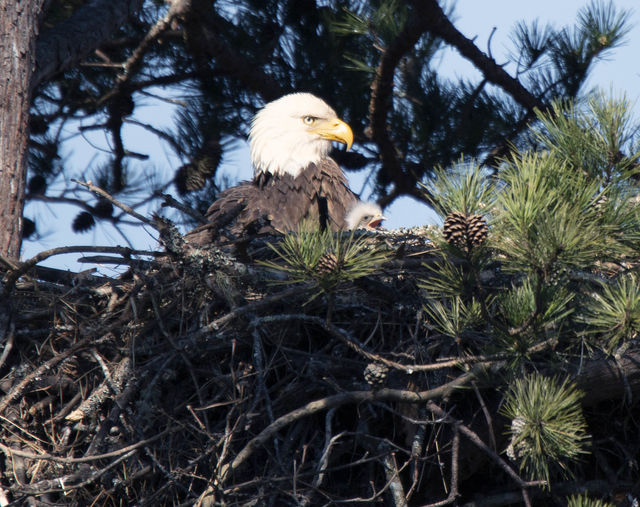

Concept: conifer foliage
[[2, 1, 640, 505], [418, 93, 640, 500], [2, 91, 639, 506], [18, 0, 632, 242]]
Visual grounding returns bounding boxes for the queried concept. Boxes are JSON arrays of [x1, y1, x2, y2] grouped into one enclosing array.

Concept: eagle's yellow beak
[[312, 118, 353, 150]]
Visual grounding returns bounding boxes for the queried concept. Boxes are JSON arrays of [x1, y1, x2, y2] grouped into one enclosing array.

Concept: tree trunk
[[0, 1, 45, 259]]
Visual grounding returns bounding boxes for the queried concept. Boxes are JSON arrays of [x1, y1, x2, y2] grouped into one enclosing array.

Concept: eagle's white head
[[249, 93, 353, 178], [345, 201, 386, 230]]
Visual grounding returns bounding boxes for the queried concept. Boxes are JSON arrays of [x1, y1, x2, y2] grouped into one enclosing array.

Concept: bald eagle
[[186, 93, 363, 245]]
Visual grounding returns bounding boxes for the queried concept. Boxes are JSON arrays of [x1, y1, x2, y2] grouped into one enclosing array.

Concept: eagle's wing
[[185, 158, 358, 245], [184, 181, 272, 245], [311, 158, 359, 231], [271, 159, 358, 232]]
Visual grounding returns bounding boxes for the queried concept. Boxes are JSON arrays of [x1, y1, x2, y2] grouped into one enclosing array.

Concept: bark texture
[[0, 0, 45, 259]]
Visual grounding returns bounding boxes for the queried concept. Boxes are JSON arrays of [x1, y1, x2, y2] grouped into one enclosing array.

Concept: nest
[[0, 225, 638, 505]]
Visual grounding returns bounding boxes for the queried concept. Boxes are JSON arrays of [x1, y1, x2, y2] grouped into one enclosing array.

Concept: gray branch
[[33, 0, 142, 91]]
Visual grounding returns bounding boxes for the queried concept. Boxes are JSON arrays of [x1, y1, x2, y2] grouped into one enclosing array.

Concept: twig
[[0, 338, 90, 413], [426, 401, 544, 506], [0, 320, 14, 371], [254, 313, 556, 373], [124, 119, 186, 158], [65, 357, 133, 422], [193, 286, 309, 337], [11, 450, 137, 496], [77, 255, 152, 267], [406, 405, 427, 501], [218, 366, 480, 482], [3, 245, 154, 295], [314, 409, 338, 492], [381, 442, 407, 507], [0, 429, 171, 464], [159, 192, 207, 224], [72, 179, 153, 226], [120, 1, 185, 82], [251, 324, 280, 462], [424, 423, 460, 506], [473, 381, 497, 451]]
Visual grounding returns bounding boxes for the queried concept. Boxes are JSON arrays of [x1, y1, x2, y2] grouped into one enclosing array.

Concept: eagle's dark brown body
[[185, 158, 358, 245]]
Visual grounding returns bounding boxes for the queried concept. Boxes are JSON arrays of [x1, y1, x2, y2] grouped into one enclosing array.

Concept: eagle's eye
[[303, 116, 317, 125]]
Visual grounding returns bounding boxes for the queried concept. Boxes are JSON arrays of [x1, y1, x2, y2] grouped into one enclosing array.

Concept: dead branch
[[3, 245, 154, 294], [426, 401, 545, 506], [72, 179, 154, 226], [381, 442, 408, 507], [10, 450, 137, 496], [65, 357, 133, 421], [0, 430, 170, 464], [4, 225, 639, 504], [424, 423, 460, 506], [0, 338, 90, 413], [217, 367, 479, 483]]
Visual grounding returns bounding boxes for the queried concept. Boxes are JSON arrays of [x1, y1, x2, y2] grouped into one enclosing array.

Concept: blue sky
[[383, 0, 640, 230], [22, 0, 640, 271]]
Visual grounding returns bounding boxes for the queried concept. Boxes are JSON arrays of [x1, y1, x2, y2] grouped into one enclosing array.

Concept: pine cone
[[467, 213, 488, 246], [316, 251, 340, 275], [364, 362, 389, 388], [443, 211, 487, 248], [93, 198, 114, 219], [442, 211, 467, 246]]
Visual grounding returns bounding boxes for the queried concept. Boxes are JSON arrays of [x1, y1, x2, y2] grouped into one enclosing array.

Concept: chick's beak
[[312, 118, 353, 150], [367, 215, 386, 230]]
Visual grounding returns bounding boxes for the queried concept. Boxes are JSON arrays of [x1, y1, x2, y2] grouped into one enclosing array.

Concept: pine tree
[[2, 2, 640, 505], [420, 92, 640, 493], [14, 0, 631, 251]]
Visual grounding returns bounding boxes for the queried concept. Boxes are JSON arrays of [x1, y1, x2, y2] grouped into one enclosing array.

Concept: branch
[[0, 338, 90, 413], [0, 429, 170, 464], [96, 0, 191, 107], [182, 0, 283, 102], [368, 16, 430, 184], [27, 193, 95, 213], [72, 179, 153, 226], [424, 423, 459, 507], [410, 0, 543, 113], [158, 192, 206, 224], [3, 245, 156, 295], [33, 0, 142, 91], [380, 442, 408, 507], [119, 0, 186, 83], [10, 450, 137, 496], [193, 286, 311, 338], [254, 313, 556, 373], [426, 401, 542, 506], [217, 366, 480, 482]]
